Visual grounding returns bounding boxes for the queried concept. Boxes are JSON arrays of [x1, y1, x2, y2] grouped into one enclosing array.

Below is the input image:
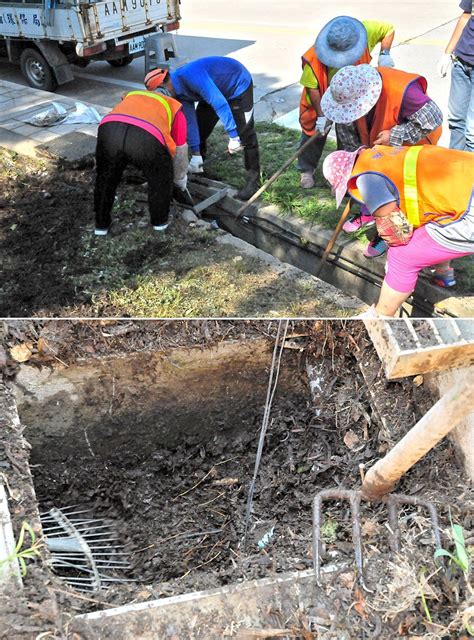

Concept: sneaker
[[363, 237, 387, 258], [153, 223, 169, 232], [300, 172, 315, 189], [431, 267, 456, 288], [94, 228, 109, 236], [343, 213, 375, 233]]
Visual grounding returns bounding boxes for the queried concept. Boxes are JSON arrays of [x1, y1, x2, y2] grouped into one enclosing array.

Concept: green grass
[[205, 123, 342, 229]]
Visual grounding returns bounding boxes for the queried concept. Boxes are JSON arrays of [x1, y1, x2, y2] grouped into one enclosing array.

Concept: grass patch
[[0, 147, 359, 317], [205, 123, 341, 229]]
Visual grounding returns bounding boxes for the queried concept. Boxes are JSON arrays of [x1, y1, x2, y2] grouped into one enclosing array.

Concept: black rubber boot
[[236, 171, 260, 201]]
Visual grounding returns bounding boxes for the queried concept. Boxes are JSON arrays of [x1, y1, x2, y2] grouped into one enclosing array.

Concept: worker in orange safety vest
[[321, 63, 444, 256], [323, 145, 474, 316], [297, 16, 395, 189], [94, 83, 188, 236]]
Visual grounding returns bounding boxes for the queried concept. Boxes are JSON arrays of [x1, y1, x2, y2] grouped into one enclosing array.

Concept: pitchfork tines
[[312, 488, 442, 590]]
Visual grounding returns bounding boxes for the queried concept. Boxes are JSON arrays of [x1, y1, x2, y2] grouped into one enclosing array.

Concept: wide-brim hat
[[144, 68, 169, 91], [321, 65, 382, 124], [322, 147, 364, 207], [315, 16, 368, 68]]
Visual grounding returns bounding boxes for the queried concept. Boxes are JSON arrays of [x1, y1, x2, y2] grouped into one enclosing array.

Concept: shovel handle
[[235, 133, 324, 218], [314, 200, 352, 277], [361, 377, 474, 500]]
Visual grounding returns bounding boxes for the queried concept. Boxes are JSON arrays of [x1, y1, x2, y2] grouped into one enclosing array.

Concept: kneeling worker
[[94, 84, 188, 235], [144, 57, 260, 200]]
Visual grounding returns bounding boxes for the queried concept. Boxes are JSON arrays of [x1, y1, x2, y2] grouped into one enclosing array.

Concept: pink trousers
[[384, 226, 472, 293]]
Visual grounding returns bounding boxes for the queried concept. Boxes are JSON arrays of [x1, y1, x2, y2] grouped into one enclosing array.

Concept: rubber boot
[[236, 170, 260, 201]]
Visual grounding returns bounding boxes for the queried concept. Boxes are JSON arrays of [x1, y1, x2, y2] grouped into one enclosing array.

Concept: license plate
[[128, 36, 145, 54]]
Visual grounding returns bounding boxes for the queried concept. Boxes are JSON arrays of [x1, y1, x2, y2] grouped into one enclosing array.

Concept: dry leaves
[[343, 429, 360, 450], [10, 342, 33, 363]]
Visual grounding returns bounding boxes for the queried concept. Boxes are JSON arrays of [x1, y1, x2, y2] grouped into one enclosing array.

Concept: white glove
[[378, 50, 394, 68], [437, 53, 452, 78], [174, 175, 188, 191], [188, 155, 204, 174], [316, 116, 329, 135], [228, 136, 244, 154]]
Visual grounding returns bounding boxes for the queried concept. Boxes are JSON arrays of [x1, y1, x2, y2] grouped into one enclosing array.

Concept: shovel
[[312, 376, 474, 589]]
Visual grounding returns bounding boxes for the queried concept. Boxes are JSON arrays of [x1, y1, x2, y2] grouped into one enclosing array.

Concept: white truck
[[0, 0, 180, 91]]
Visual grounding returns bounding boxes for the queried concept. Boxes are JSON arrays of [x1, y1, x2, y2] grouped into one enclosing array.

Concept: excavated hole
[[11, 337, 464, 622], [17, 339, 334, 606]]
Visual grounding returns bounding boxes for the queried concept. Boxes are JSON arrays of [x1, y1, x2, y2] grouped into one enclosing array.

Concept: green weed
[[0, 521, 43, 577]]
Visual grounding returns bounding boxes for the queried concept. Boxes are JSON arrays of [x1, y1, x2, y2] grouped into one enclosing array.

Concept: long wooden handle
[[235, 133, 323, 218], [314, 200, 352, 277], [361, 377, 474, 500]]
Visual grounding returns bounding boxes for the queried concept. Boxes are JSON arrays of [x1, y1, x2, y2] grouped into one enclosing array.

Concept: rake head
[[40, 505, 132, 593], [312, 489, 442, 591]]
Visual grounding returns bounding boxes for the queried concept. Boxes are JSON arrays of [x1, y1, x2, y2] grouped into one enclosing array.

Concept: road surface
[[0, 0, 461, 145]]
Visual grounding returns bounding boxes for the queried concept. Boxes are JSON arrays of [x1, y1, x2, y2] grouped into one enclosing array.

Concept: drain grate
[[364, 319, 474, 378], [41, 506, 132, 593]]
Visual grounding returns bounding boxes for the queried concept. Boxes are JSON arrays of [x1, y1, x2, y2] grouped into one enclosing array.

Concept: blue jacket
[[170, 57, 252, 152]]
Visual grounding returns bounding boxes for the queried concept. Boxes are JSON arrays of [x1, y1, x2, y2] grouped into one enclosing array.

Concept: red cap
[[144, 68, 168, 91]]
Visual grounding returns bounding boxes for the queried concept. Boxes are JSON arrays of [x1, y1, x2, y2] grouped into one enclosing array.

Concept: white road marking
[[73, 72, 143, 90]]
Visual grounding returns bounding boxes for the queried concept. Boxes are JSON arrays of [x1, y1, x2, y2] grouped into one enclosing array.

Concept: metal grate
[[364, 319, 474, 379]]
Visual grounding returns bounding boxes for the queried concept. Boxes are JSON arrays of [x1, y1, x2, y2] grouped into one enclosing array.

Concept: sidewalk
[[0, 79, 108, 162]]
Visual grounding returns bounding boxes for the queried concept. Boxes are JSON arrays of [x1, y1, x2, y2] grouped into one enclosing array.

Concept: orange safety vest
[[107, 91, 183, 156], [299, 46, 371, 136], [348, 145, 473, 227], [355, 68, 442, 146]]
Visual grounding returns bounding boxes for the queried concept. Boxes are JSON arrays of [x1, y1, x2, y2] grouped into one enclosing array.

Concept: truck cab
[[0, 0, 180, 91]]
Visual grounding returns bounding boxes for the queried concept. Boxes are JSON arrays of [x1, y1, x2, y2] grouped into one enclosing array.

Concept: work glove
[[228, 136, 244, 154], [316, 116, 331, 135], [174, 175, 188, 191], [188, 155, 204, 174], [437, 53, 452, 78], [378, 50, 394, 68], [375, 207, 413, 247]]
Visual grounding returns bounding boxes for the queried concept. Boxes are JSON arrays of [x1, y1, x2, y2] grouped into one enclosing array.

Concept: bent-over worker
[[94, 85, 188, 235], [298, 15, 395, 189], [323, 145, 474, 317], [321, 63, 443, 256], [144, 56, 260, 200]]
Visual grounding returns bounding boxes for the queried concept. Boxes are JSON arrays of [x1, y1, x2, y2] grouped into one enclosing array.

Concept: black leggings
[[94, 122, 173, 230], [195, 83, 260, 173]]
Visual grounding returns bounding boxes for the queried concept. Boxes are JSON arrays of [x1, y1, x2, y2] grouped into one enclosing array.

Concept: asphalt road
[[0, 0, 461, 145]]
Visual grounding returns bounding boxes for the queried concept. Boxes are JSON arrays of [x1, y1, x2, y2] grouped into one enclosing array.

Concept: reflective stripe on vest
[[126, 91, 173, 129], [402, 146, 423, 226]]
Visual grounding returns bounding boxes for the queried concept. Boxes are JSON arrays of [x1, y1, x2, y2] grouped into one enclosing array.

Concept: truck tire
[[20, 48, 58, 92], [107, 55, 134, 67]]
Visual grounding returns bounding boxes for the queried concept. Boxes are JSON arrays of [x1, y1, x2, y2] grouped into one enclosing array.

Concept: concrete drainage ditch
[[1, 322, 472, 638], [188, 177, 474, 318]]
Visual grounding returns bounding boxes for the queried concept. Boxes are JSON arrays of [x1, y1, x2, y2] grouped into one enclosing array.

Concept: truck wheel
[[20, 48, 58, 92], [107, 55, 134, 67]]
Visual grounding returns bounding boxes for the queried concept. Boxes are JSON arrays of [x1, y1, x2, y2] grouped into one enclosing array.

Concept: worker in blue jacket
[[144, 56, 261, 200]]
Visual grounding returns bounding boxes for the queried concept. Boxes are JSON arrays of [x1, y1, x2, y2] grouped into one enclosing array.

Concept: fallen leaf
[[343, 430, 360, 450], [361, 520, 379, 537], [37, 336, 59, 357], [352, 588, 368, 619], [338, 571, 356, 589], [413, 375, 424, 387], [10, 342, 33, 363]]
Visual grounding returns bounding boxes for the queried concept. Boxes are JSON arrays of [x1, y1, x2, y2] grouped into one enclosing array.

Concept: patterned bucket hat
[[322, 148, 364, 207], [321, 65, 382, 124], [315, 16, 368, 68]]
